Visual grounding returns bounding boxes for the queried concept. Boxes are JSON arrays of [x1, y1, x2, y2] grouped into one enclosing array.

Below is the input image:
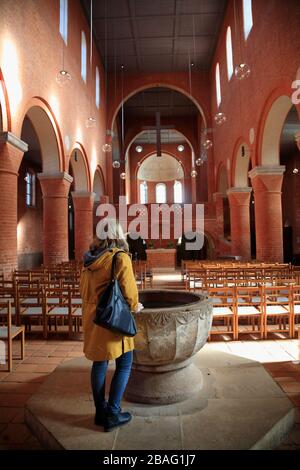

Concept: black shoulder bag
[[93, 250, 137, 337]]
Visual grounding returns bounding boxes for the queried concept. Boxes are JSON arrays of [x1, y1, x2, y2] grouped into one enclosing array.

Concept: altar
[[146, 248, 177, 270]]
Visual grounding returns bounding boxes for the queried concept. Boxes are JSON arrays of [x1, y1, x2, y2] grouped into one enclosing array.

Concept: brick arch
[[0, 68, 11, 131], [256, 86, 298, 167], [127, 129, 195, 163], [231, 137, 251, 188], [18, 97, 64, 172], [109, 80, 209, 132], [93, 165, 106, 202], [69, 143, 91, 192], [134, 150, 187, 182], [124, 123, 198, 156], [181, 230, 216, 259], [216, 162, 229, 193]]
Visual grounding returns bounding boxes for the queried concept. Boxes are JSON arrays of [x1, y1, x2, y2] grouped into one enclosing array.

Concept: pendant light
[[119, 64, 126, 177], [85, 0, 96, 128], [188, 37, 197, 179], [102, 0, 112, 152], [234, 0, 251, 80], [56, 1, 71, 86], [214, 112, 227, 125]]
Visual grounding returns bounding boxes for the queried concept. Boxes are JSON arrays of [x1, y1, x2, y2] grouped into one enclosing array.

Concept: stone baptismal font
[[125, 290, 213, 404]]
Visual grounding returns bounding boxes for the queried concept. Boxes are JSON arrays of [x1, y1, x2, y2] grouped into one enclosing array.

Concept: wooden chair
[[263, 285, 292, 339], [290, 284, 300, 338], [18, 285, 44, 333], [0, 286, 16, 323], [235, 286, 264, 339], [0, 301, 25, 371], [43, 287, 72, 338], [68, 286, 82, 336], [208, 286, 236, 340]]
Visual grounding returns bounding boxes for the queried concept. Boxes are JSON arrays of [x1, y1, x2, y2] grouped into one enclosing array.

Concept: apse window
[[140, 181, 148, 204], [59, 0, 68, 44], [156, 183, 167, 204], [81, 31, 87, 82], [174, 180, 183, 204], [226, 27, 233, 80], [215, 63, 221, 107], [25, 171, 36, 208], [243, 0, 253, 40], [95, 66, 100, 108]]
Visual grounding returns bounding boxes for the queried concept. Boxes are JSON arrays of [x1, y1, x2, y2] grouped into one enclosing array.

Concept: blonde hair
[[91, 218, 129, 253]]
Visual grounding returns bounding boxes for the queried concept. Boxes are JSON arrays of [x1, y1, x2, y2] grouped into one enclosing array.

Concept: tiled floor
[[0, 338, 84, 449], [0, 270, 299, 449], [0, 335, 299, 449]]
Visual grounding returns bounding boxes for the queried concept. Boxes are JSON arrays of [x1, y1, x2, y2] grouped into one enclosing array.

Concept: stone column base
[[125, 363, 203, 405]]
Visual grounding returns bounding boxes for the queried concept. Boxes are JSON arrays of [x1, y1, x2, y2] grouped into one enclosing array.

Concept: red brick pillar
[[0, 132, 28, 277], [249, 166, 285, 262], [213, 192, 226, 240], [294, 132, 300, 255], [227, 187, 252, 260], [191, 173, 197, 203], [93, 195, 110, 234], [72, 191, 95, 261], [38, 172, 73, 265], [295, 131, 300, 152]]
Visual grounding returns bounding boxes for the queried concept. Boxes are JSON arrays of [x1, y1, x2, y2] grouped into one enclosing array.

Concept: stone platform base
[[25, 346, 295, 450]]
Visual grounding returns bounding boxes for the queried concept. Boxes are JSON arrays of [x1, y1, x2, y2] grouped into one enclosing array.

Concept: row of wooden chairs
[[0, 301, 25, 371], [0, 284, 82, 339], [186, 265, 295, 291], [132, 260, 153, 289], [208, 284, 300, 340]]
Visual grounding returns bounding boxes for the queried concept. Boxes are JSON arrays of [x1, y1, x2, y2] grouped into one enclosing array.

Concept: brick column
[[213, 192, 226, 240], [227, 187, 252, 260], [72, 191, 95, 261], [191, 173, 197, 203], [295, 131, 300, 152], [38, 172, 73, 265], [249, 166, 285, 262], [93, 195, 110, 234], [0, 132, 28, 277]]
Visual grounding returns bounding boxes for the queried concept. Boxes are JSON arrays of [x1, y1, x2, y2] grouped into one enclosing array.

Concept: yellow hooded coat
[[80, 248, 138, 361]]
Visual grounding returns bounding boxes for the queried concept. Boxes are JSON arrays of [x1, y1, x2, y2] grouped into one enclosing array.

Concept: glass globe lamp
[[120, 172, 126, 180], [203, 139, 213, 150], [191, 170, 197, 178], [56, 70, 72, 86], [112, 161, 121, 169], [86, 117, 96, 128], [102, 143, 112, 153], [235, 63, 251, 80], [214, 112, 226, 125]]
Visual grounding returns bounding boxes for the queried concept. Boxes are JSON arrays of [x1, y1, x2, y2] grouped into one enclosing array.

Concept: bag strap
[[110, 250, 127, 280]]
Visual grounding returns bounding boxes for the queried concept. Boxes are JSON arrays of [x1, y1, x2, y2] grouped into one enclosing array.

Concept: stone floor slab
[[25, 346, 295, 450]]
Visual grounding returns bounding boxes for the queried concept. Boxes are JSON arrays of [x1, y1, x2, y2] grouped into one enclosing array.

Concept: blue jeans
[[91, 350, 133, 415]]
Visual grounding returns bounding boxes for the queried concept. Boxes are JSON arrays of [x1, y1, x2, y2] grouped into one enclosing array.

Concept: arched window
[[140, 181, 148, 204], [243, 0, 253, 40], [226, 27, 233, 80], [59, 0, 68, 44], [25, 170, 36, 207], [174, 180, 183, 204], [215, 63, 221, 107], [95, 66, 100, 108], [156, 183, 166, 204], [81, 31, 87, 82]]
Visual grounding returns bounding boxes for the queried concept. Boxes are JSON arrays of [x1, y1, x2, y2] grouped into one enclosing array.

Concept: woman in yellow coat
[[80, 219, 139, 432]]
